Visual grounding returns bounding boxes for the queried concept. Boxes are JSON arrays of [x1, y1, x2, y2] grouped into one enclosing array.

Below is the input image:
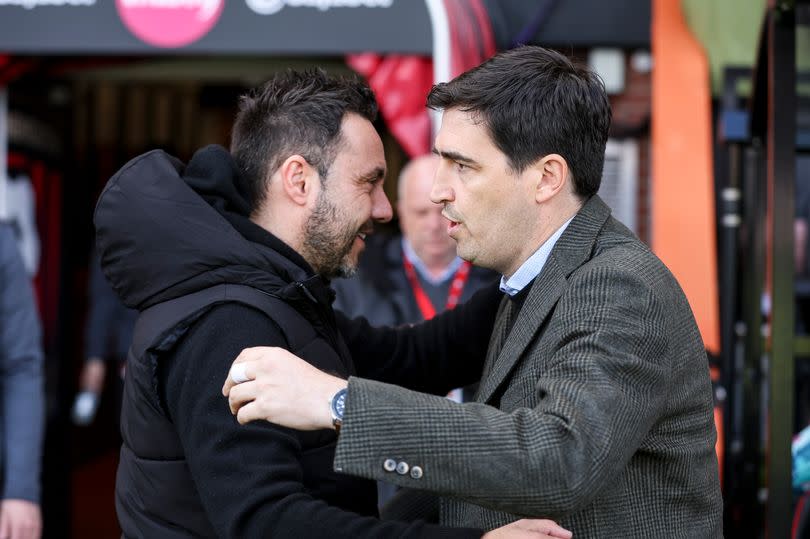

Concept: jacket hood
[[94, 145, 326, 310]]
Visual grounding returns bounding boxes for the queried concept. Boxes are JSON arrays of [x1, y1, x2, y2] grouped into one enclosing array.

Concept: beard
[[302, 190, 361, 279]]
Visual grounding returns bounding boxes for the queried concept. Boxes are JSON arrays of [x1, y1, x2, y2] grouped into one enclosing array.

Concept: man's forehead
[[440, 107, 484, 129], [435, 110, 488, 151]]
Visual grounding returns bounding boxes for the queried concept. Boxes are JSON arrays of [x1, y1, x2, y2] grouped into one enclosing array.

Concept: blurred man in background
[[0, 223, 44, 539], [333, 154, 495, 331]]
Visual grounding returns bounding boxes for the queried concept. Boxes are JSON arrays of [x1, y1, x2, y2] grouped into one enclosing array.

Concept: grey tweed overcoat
[[335, 195, 723, 538]]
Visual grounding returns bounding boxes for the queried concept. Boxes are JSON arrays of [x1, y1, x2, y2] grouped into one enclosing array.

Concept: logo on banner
[[246, 0, 393, 16], [116, 0, 224, 48]]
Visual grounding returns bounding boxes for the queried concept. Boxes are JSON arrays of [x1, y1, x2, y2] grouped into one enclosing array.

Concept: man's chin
[[455, 244, 475, 265], [334, 251, 360, 279], [326, 238, 362, 279], [333, 260, 358, 279]]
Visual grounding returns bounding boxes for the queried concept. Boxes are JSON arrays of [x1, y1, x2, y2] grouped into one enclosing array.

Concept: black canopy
[[0, 0, 649, 56]]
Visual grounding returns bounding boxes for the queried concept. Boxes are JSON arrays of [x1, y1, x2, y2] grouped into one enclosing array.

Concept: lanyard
[[402, 253, 472, 320]]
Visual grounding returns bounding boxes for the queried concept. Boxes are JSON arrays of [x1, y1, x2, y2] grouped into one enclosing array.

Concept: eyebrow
[[432, 148, 478, 167], [362, 166, 386, 181]]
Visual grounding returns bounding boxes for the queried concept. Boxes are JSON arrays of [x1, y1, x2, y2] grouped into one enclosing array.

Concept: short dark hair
[[427, 46, 611, 198], [231, 69, 378, 213]]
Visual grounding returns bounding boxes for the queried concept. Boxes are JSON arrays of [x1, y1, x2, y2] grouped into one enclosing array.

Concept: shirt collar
[[402, 238, 463, 286], [499, 217, 574, 297]]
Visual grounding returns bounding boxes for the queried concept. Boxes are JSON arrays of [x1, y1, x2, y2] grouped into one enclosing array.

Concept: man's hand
[[482, 519, 572, 539], [80, 358, 106, 394], [222, 347, 347, 430], [0, 499, 41, 539]]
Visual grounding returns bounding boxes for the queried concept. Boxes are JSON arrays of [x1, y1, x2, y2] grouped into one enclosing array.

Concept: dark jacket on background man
[[94, 146, 487, 539], [332, 234, 497, 327]]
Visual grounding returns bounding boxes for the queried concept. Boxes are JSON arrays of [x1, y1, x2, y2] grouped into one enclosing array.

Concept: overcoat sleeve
[[336, 283, 502, 395], [335, 264, 675, 518]]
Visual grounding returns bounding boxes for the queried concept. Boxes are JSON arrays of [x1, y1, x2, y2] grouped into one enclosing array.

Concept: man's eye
[[456, 162, 467, 171]]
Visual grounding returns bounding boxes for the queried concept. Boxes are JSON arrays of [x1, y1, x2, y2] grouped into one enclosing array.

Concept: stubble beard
[[302, 190, 359, 279]]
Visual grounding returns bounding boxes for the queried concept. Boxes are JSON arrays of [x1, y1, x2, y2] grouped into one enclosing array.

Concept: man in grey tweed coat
[[224, 46, 723, 538]]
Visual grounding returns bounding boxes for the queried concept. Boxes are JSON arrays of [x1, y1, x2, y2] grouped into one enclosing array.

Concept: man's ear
[[277, 154, 318, 206], [534, 153, 570, 204]]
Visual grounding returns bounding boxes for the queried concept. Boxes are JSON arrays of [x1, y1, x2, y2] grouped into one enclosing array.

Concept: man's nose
[[430, 166, 454, 204], [371, 186, 393, 223]]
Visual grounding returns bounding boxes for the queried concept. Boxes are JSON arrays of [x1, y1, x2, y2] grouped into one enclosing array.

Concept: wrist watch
[[329, 387, 348, 433]]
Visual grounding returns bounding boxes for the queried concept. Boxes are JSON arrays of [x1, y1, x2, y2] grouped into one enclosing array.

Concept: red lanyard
[[402, 253, 472, 320]]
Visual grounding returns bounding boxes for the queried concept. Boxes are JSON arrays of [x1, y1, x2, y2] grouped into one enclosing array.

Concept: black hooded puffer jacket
[[95, 146, 386, 538]]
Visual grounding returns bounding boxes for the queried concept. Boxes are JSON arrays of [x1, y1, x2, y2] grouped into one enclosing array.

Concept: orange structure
[[651, 0, 720, 354]]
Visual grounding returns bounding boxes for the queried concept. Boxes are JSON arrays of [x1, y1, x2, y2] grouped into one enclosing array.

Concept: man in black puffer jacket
[[94, 70, 568, 539]]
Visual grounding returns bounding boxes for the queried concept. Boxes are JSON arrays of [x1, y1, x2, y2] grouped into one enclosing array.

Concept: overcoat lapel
[[476, 296, 514, 390], [475, 261, 566, 403], [475, 195, 613, 404]]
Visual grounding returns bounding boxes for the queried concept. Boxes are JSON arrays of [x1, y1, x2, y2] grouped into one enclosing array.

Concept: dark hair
[[231, 68, 378, 213], [427, 46, 611, 198]]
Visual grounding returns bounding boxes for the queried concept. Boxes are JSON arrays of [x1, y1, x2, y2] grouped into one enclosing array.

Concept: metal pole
[[739, 142, 767, 535], [765, 2, 796, 537], [424, 0, 451, 137]]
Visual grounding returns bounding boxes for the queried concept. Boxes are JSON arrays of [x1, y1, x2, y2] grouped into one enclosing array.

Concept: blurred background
[[0, 0, 806, 536]]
